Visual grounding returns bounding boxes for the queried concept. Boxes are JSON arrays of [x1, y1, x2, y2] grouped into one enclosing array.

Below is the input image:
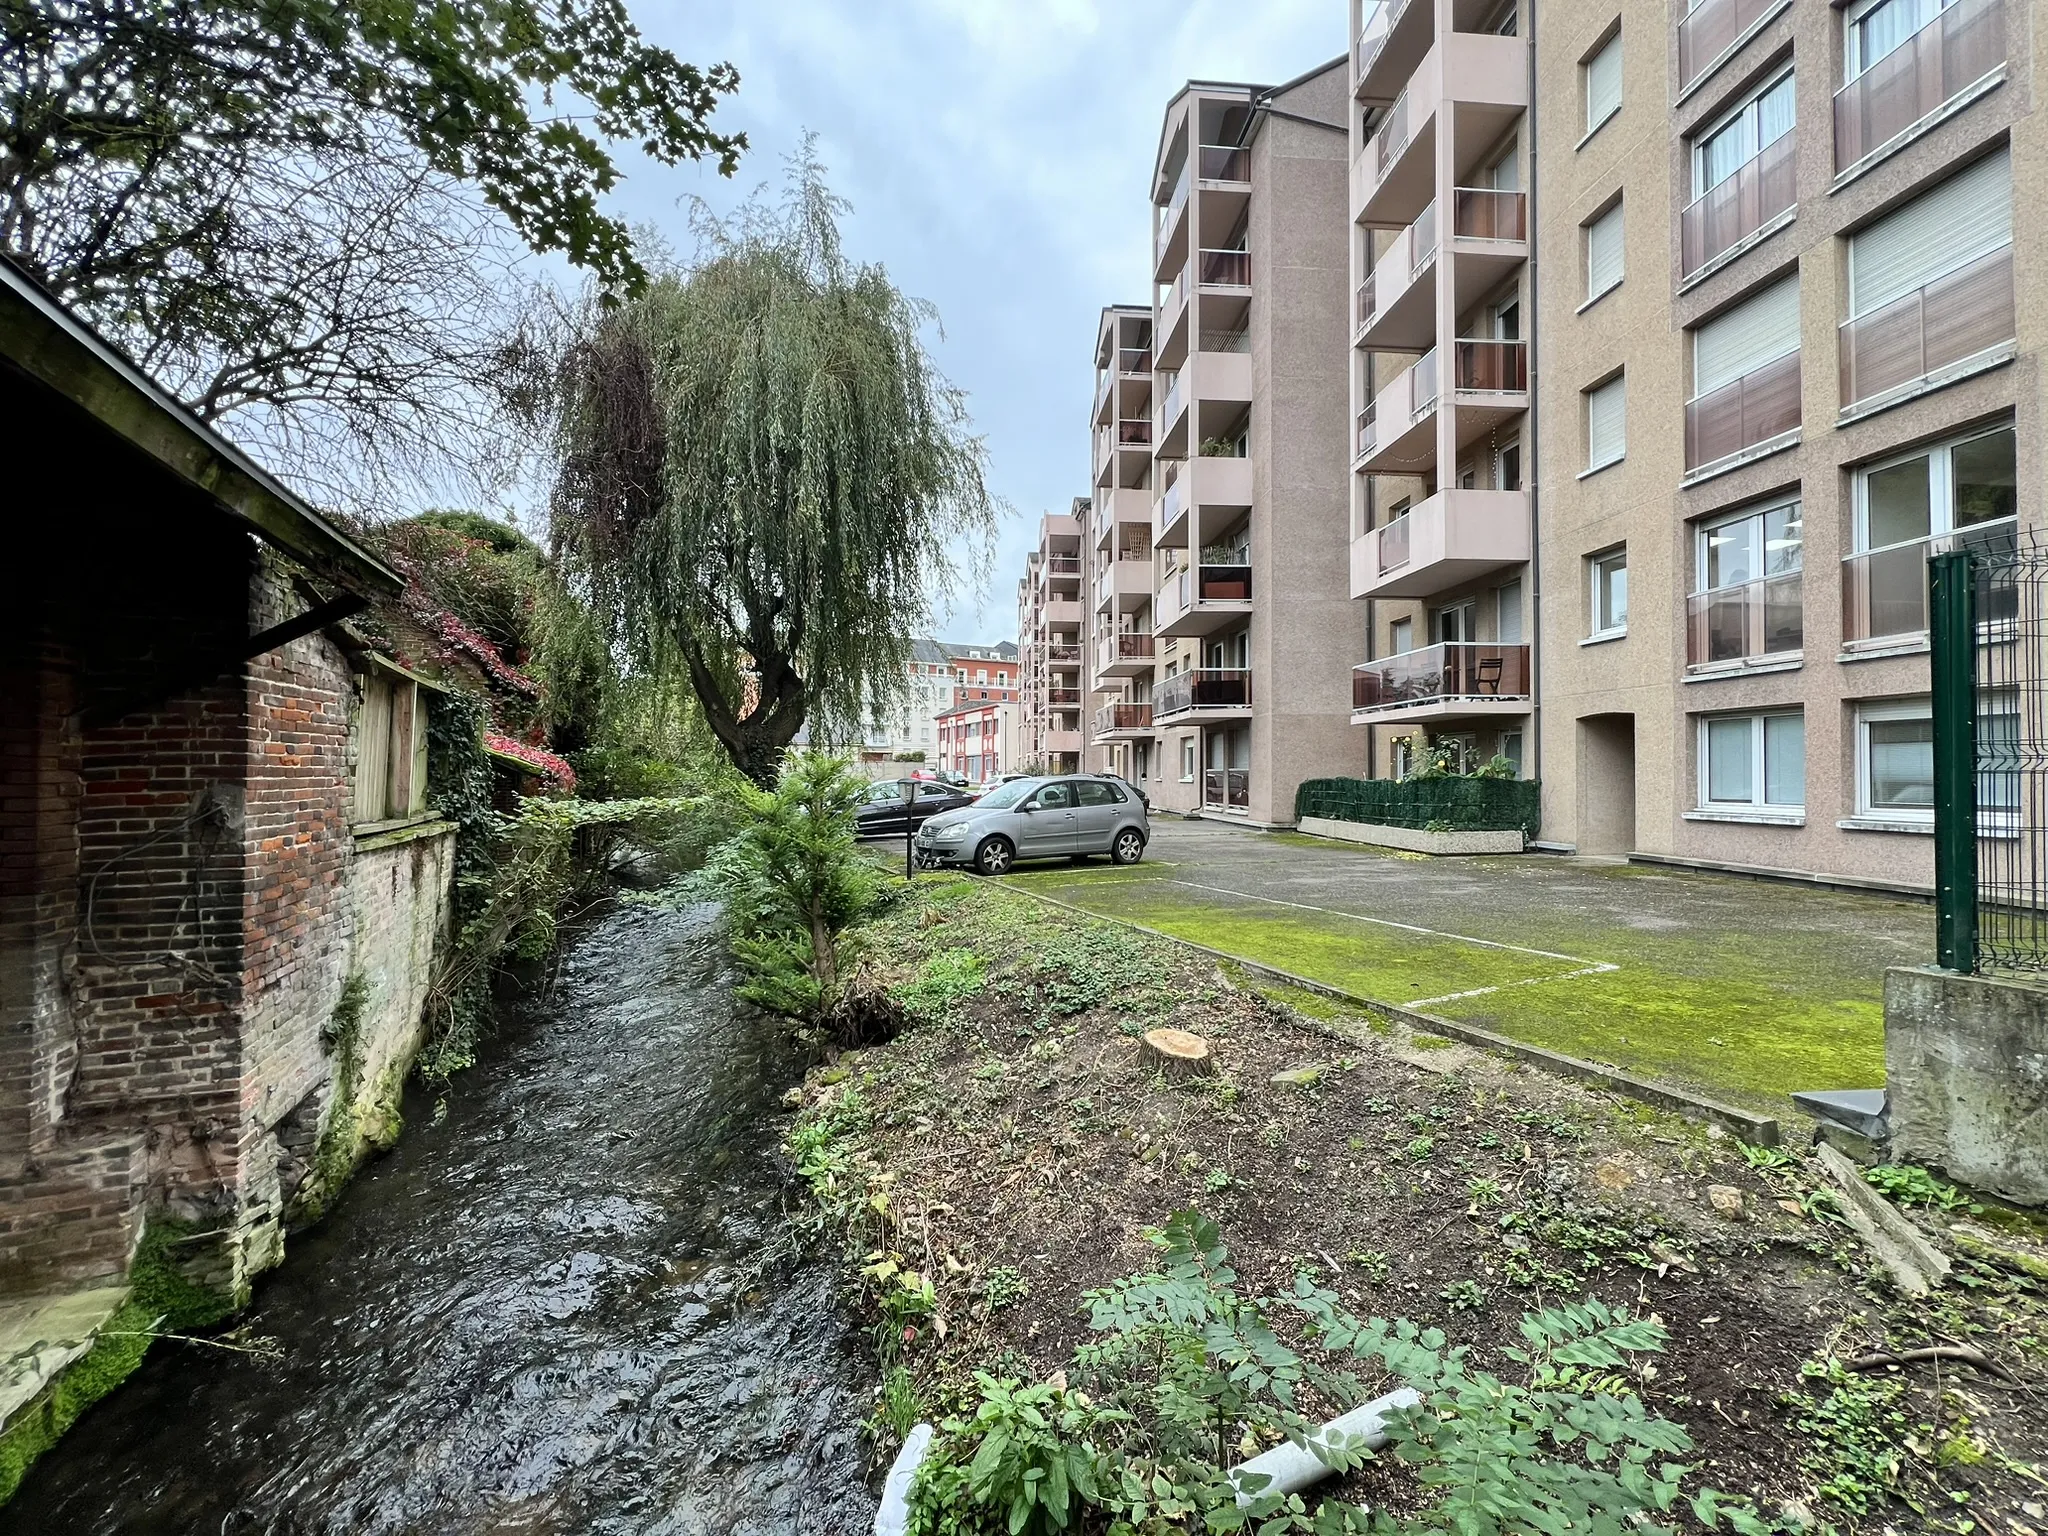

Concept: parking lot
[[1008, 818, 1930, 1114]]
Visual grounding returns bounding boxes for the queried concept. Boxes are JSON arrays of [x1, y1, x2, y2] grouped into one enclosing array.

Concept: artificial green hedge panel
[[1294, 776, 1541, 838]]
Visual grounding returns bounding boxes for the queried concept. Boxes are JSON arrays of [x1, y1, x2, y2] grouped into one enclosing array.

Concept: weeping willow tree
[[548, 152, 998, 785]]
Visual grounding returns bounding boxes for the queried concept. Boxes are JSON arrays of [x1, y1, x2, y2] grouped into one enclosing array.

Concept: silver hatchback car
[[914, 773, 1150, 876]]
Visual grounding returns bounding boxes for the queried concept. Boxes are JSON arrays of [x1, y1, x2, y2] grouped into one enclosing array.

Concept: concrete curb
[[1005, 883, 1784, 1147], [874, 1421, 934, 1536], [1231, 1388, 1421, 1505]]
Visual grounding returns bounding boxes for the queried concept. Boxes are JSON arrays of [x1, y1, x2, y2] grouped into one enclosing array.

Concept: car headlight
[[930, 823, 968, 841]]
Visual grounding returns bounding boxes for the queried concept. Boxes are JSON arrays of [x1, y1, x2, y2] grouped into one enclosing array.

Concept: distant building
[[936, 694, 1020, 781], [847, 639, 1020, 763]]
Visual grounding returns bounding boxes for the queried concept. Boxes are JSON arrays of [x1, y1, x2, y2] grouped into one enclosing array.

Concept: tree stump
[[1142, 1027, 1214, 1080]]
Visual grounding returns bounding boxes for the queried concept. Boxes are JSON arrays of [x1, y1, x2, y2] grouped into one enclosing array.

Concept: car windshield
[[973, 777, 1041, 810]]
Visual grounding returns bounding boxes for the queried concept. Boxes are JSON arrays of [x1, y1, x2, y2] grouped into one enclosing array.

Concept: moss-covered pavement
[[1005, 820, 1929, 1116]]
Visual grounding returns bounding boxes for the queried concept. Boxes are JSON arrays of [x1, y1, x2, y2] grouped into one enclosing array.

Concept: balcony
[[1119, 346, 1153, 376], [1157, 563, 1254, 637], [1201, 768, 1250, 813], [1047, 687, 1082, 708], [1198, 248, 1251, 288], [1155, 454, 1252, 549], [1094, 485, 1151, 549], [1357, 194, 1522, 352], [1684, 349, 1800, 475], [1096, 631, 1156, 679], [1351, 642, 1530, 723], [1156, 162, 1191, 278], [1355, 0, 1428, 103], [1044, 554, 1083, 580], [1456, 338, 1526, 392], [1155, 668, 1253, 721], [1095, 553, 1155, 613], [1686, 573, 1803, 667], [1838, 245, 2013, 414], [1842, 521, 2016, 644], [1348, 489, 1530, 600], [1044, 729, 1083, 757], [1354, 33, 1529, 225], [1681, 132, 1796, 279], [1093, 702, 1156, 739], [1117, 417, 1153, 447], [1198, 144, 1250, 182], [1356, 341, 1528, 476], [1678, 0, 1785, 95], [1044, 600, 1084, 632], [1835, 0, 2004, 173]]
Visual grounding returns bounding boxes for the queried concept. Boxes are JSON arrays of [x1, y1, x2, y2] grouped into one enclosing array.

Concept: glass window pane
[[1754, 74, 1796, 146], [1855, 0, 1933, 74], [1864, 456, 1932, 548], [1706, 718, 1754, 802], [1601, 559, 1628, 629], [1866, 716, 1934, 810], [1704, 516, 1759, 589], [1950, 427, 2017, 530], [1978, 695, 2019, 813], [1764, 502, 1804, 574], [1763, 715, 1805, 806], [1699, 117, 1747, 191]]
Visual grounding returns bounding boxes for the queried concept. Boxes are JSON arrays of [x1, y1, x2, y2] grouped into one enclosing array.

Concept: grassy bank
[[790, 872, 2047, 1533]]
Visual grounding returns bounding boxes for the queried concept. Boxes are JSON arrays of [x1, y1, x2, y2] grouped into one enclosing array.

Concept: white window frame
[[1389, 616, 1414, 654], [1690, 67, 1795, 198], [1694, 494, 1805, 594], [1851, 421, 2017, 556], [1854, 696, 1934, 823], [1584, 202, 1624, 303], [1181, 737, 1197, 782], [1697, 710, 1805, 814], [1584, 375, 1626, 472], [1589, 547, 1628, 640], [1844, 0, 1949, 81], [1583, 31, 1622, 138]]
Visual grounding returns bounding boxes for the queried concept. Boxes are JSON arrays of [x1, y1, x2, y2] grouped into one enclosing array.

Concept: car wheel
[[974, 837, 1015, 877], [1112, 829, 1145, 866]]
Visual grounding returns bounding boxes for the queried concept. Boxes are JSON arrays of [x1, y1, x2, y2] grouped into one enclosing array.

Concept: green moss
[[293, 974, 370, 1225], [0, 1221, 241, 1506]]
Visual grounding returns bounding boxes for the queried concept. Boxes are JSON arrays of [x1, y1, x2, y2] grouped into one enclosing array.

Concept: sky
[[593, 0, 1344, 646]]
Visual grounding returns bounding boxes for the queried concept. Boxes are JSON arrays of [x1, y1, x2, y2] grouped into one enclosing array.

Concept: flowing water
[[3, 904, 876, 1535]]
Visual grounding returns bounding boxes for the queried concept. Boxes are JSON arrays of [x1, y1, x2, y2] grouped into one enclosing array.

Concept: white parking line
[[1160, 878, 1620, 1006]]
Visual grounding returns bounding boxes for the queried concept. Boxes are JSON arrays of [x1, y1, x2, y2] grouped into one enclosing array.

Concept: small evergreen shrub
[[1295, 775, 1541, 838]]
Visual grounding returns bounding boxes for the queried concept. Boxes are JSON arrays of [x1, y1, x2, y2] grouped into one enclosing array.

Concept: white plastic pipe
[[873, 1421, 935, 1536], [1230, 1387, 1422, 1507]]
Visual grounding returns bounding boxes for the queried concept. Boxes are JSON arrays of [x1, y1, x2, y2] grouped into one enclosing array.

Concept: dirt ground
[[792, 871, 2048, 1534]]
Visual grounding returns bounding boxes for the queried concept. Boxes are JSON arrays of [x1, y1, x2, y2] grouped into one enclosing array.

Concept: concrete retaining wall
[[1885, 965, 2048, 1207], [1297, 816, 1524, 855]]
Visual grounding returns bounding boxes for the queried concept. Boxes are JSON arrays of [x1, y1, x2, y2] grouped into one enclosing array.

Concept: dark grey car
[[913, 773, 1150, 876]]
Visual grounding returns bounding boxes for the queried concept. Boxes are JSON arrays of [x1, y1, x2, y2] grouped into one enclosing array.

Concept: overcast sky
[[596, 0, 1343, 645]]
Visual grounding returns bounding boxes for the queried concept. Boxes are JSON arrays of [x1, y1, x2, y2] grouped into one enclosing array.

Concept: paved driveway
[[1008, 820, 1931, 1114]]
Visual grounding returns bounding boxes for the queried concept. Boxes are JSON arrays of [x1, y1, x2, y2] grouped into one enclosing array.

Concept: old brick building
[[0, 258, 457, 1327]]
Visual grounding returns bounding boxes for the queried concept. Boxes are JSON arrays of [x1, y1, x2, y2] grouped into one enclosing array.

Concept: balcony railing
[[1160, 264, 1189, 320], [1453, 188, 1526, 241], [1048, 688, 1082, 707], [1378, 512, 1412, 574], [1355, 405, 1377, 459], [1198, 564, 1252, 602], [1045, 554, 1082, 576], [1407, 348, 1440, 412], [1839, 244, 2013, 409], [1199, 248, 1251, 286], [1045, 643, 1084, 664], [1843, 521, 2017, 642], [1118, 346, 1152, 375], [1835, 0, 2004, 170], [1455, 339, 1526, 393], [1094, 702, 1155, 734], [1156, 668, 1252, 718], [1375, 89, 1411, 178], [1411, 200, 1438, 275], [1351, 643, 1531, 713], [1685, 572, 1803, 665], [1681, 131, 1795, 277], [1202, 768, 1250, 811], [1158, 372, 1184, 430], [1158, 466, 1186, 531], [1679, 0, 1779, 92], [1684, 348, 1799, 471], [1198, 143, 1249, 181], [1356, 275, 1375, 331], [1159, 162, 1191, 259], [1103, 632, 1156, 664], [1118, 417, 1154, 446]]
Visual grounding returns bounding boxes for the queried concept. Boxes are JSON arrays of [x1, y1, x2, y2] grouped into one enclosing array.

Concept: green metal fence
[[1295, 776, 1541, 839], [1931, 540, 2046, 973]]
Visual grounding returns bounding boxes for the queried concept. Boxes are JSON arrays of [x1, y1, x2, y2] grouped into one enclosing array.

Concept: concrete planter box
[[1298, 816, 1525, 855]]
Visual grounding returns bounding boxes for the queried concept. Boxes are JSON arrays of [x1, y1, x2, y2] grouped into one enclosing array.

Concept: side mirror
[[1017, 800, 1036, 813]]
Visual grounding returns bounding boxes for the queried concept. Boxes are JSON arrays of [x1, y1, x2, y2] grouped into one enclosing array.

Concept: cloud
[[614, 1, 1341, 641]]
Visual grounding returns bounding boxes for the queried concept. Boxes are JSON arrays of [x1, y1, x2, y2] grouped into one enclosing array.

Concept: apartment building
[[936, 694, 1020, 782], [1348, 0, 2039, 888], [1018, 504, 1090, 772], [831, 639, 1019, 763], [1089, 67, 1364, 823]]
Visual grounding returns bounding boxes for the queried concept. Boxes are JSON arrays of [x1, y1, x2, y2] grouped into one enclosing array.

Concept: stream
[[1, 904, 876, 1535]]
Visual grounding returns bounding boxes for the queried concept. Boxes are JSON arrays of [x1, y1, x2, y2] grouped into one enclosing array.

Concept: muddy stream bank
[[2, 905, 875, 1535]]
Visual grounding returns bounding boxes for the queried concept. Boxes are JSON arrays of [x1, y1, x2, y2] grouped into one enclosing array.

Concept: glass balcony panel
[[1094, 702, 1154, 734], [1197, 565, 1252, 602], [1685, 572, 1803, 665], [1411, 201, 1438, 274], [1198, 144, 1249, 181], [1684, 349, 1800, 470], [1198, 248, 1251, 286], [1838, 245, 2013, 408], [1355, 405, 1377, 458], [1118, 347, 1152, 374], [1835, 0, 2004, 169], [1351, 643, 1531, 711], [1155, 669, 1252, 717], [1379, 513, 1412, 574], [1118, 417, 1153, 446], [1454, 339, 1527, 393], [1679, 0, 1780, 91], [1376, 90, 1411, 177], [1681, 131, 1796, 276], [1356, 275, 1375, 329], [1841, 521, 2017, 641], [1411, 348, 1439, 409], [1453, 188, 1526, 241]]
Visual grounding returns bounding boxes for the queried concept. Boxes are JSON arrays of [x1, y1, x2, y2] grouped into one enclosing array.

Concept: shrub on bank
[[1294, 774, 1541, 839]]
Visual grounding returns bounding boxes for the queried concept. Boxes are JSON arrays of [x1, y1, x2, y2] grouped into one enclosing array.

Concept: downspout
[[1524, 0, 1545, 795]]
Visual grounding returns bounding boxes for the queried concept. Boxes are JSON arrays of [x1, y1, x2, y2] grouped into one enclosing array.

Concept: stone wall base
[[1297, 816, 1525, 856]]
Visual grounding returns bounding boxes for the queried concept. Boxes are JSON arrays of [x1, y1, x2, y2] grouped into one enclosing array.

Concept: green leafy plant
[[897, 948, 988, 1022], [1438, 1278, 1487, 1313], [983, 1266, 1030, 1312], [907, 1374, 1125, 1536], [1864, 1163, 1981, 1214]]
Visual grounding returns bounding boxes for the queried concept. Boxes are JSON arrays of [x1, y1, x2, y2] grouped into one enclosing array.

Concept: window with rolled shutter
[[1585, 203, 1624, 300], [1693, 275, 1800, 396], [1586, 376, 1626, 470], [1848, 148, 2011, 318], [1585, 35, 1621, 133]]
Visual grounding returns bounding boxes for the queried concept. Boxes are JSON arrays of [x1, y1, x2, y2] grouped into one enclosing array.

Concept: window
[[1076, 780, 1124, 806], [1181, 738, 1197, 781], [1584, 375, 1626, 471], [1584, 202, 1624, 302], [1846, 0, 1951, 78], [1497, 439, 1522, 491], [1434, 602, 1475, 645], [1389, 617, 1414, 654], [1589, 548, 1628, 638], [1584, 31, 1622, 136], [1847, 148, 2011, 322], [1692, 497, 1804, 663], [1700, 712, 1805, 811], [1034, 782, 1075, 809], [1497, 578, 1524, 644], [1693, 71, 1795, 195], [1500, 730, 1525, 777], [1855, 423, 2016, 553], [1692, 275, 1799, 399], [352, 666, 429, 826], [1856, 699, 1933, 820]]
